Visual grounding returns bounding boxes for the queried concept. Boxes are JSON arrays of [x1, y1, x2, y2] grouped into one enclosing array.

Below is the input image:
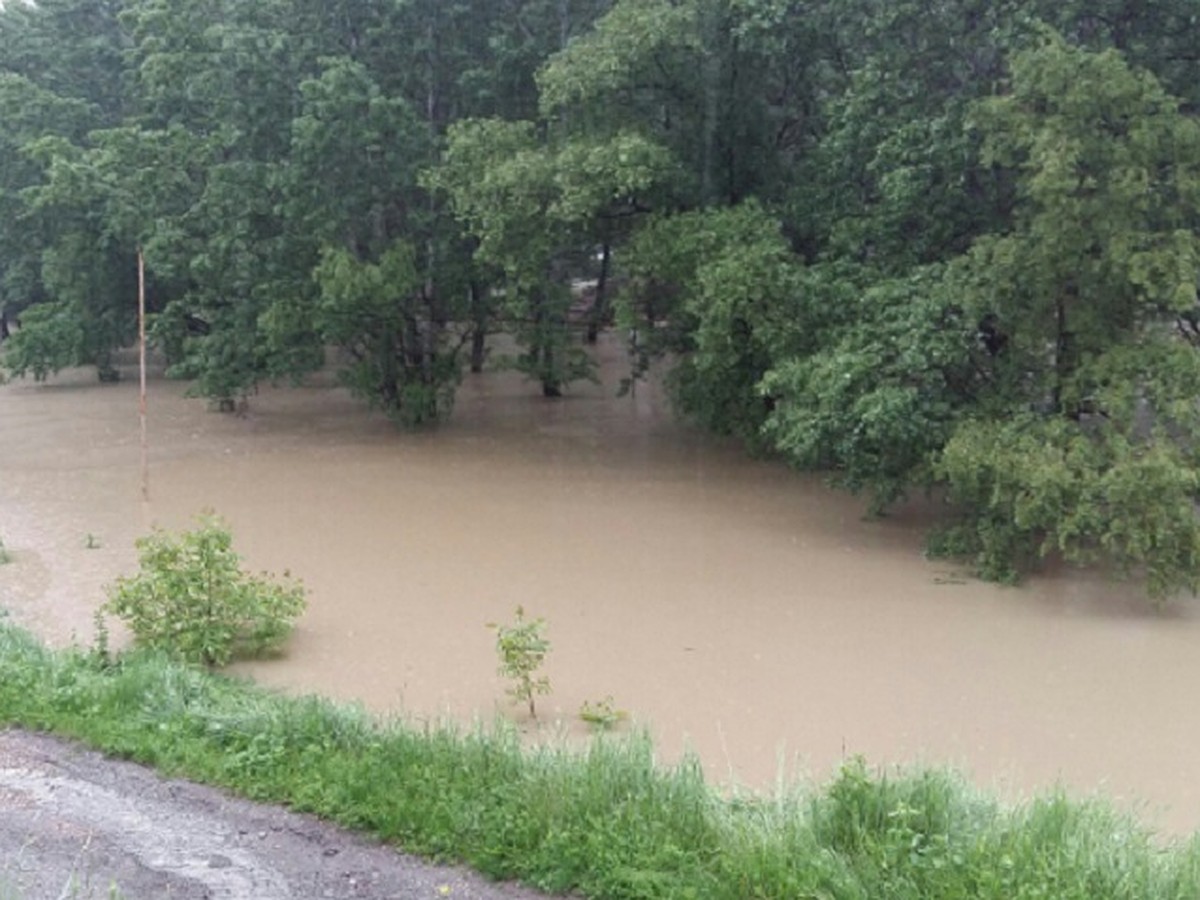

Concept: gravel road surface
[[0, 729, 555, 900]]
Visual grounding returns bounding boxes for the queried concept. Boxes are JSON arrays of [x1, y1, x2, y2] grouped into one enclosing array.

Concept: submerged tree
[[619, 202, 809, 448], [0, 0, 130, 382], [930, 32, 1200, 596], [767, 31, 1200, 596], [433, 118, 672, 396], [313, 242, 465, 425]]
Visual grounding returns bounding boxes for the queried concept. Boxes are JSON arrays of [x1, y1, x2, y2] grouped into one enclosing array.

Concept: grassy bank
[[1, 621, 1198, 899]]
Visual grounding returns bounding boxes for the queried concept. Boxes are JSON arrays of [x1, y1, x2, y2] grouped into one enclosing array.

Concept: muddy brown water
[[2, 337, 1199, 836]]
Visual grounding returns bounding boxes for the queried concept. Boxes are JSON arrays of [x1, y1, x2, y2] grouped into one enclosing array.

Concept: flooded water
[[2, 336, 1199, 835]]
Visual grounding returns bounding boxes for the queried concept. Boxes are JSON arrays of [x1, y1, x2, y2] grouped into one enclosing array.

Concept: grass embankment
[[1, 621, 1198, 900]]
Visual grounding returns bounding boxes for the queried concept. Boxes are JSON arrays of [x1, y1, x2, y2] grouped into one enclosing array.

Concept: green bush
[[489, 606, 551, 718], [104, 514, 306, 667]]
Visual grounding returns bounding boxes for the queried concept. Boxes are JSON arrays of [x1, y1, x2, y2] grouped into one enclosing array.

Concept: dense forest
[[1, 0, 1198, 596]]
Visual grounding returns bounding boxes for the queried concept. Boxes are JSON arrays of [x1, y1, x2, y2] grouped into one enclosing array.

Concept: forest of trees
[[1, 0, 1198, 596]]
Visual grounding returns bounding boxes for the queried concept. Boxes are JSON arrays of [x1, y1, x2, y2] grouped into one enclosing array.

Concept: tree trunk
[[539, 342, 561, 397], [533, 300, 562, 397], [585, 240, 611, 344], [1053, 288, 1074, 414], [469, 282, 487, 373]]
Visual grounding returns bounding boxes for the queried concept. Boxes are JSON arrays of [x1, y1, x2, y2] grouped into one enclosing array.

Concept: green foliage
[[5, 0, 1200, 596], [489, 606, 551, 719], [962, 29, 1200, 371], [537, 0, 699, 118], [3, 622, 1200, 900], [620, 202, 807, 447], [920, 31, 1200, 595], [763, 266, 979, 510], [579, 696, 627, 732], [312, 241, 462, 426], [434, 114, 674, 395], [538, 0, 789, 206], [0, 538, 9, 565], [762, 30, 1200, 595], [0, 65, 137, 384], [159, 310, 266, 408], [1, 299, 88, 381], [104, 514, 306, 668], [0, 28, 115, 336], [91, 608, 111, 669], [286, 57, 429, 255], [935, 416, 1200, 599], [790, 0, 1013, 269]]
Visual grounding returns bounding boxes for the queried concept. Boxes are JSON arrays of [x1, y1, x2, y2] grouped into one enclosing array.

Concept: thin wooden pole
[[138, 248, 148, 502]]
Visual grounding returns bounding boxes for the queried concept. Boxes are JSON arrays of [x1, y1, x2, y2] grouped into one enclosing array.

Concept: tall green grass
[[1, 620, 1198, 899]]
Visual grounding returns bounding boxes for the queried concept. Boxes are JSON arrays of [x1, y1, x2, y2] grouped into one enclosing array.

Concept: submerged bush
[[489, 605, 552, 718], [104, 514, 306, 667]]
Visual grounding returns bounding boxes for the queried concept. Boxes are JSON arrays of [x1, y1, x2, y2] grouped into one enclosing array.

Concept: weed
[[488, 606, 550, 719], [0, 538, 9, 565], [84, 533, 101, 550], [578, 696, 627, 732], [91, 610, 110, 669]]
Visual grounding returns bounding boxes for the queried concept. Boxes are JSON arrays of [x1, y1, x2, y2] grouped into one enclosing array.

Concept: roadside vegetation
[[2, 620, 1199, 900]]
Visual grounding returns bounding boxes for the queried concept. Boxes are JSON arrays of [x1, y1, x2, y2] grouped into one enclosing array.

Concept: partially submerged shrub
[[105, 514, 306, 667], [579, 695, 627, 732], [489, 606, 551, 718]]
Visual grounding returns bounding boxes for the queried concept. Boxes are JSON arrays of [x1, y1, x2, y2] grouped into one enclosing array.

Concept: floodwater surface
[[2, 338, 1199, 835]]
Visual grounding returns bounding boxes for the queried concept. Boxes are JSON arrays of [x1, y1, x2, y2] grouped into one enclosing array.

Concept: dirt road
[[0, 729, 552, 900]]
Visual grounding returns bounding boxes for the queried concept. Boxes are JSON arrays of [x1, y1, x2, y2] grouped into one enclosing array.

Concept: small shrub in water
[[105, 513, 306, 667], [579, 696, 627, 732], [489, 605, 551, 718]]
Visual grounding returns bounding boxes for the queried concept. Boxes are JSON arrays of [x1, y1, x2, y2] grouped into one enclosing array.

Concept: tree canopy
[[2, 0, 1198, 596]]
